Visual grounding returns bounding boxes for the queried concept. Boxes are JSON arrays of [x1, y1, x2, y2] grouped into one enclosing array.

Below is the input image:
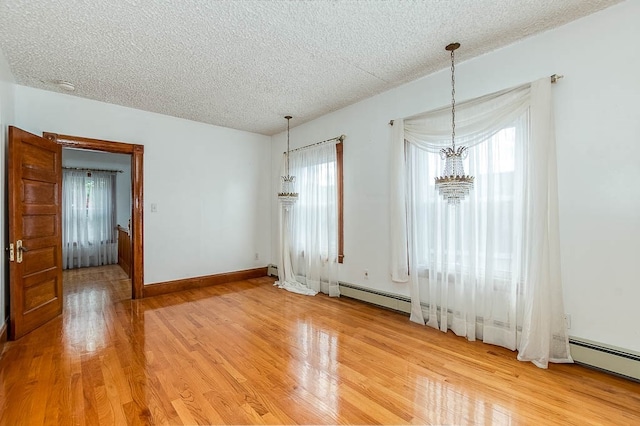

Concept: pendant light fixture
[[278, 115, 298, 208], [435, 42, 474, 204]]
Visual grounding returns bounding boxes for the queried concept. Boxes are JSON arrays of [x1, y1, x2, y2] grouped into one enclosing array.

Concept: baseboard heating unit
[[568, 338, 640, 382], [267, 264, 278, 277]]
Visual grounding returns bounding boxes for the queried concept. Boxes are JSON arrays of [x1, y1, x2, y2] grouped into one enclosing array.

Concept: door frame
[[44, 132, 144, 299]]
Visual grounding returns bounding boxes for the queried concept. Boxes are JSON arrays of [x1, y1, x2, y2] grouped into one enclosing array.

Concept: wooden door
[[8, 126, 63, 339]]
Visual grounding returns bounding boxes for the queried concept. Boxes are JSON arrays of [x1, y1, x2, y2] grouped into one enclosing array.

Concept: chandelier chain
[[451, 48, 456, 151], [286, 116, 291, 176]]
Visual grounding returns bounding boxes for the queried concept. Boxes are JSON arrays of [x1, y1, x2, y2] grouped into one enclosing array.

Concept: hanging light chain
[[285, 115, 292, 176], [450, 47, 456, 152]]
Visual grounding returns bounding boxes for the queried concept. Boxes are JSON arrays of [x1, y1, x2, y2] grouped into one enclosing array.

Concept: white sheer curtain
[[62, 170, 117, 269], [276, 142, 340, 297], [390, 78, 572, 368]]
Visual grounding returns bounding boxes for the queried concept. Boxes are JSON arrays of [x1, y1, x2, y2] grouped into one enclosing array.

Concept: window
[[414, 124, 524, 283], [289, 142, 343, 263], [62, 170, 117, 269], [284, 141, 342, 296], [407, 114, 528, 343]]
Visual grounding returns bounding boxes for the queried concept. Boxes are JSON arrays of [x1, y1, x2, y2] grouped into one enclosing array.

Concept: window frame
[[288, 141, 344, 264]]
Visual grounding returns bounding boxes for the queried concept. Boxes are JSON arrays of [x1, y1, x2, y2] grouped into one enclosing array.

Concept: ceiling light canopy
[[51, 79, 75, 91]]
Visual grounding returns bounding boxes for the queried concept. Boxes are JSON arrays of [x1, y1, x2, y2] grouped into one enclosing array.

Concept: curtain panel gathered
[[389, 78, 572, 368], [276, 142, 340, 297], [62, 170, 117, 269]]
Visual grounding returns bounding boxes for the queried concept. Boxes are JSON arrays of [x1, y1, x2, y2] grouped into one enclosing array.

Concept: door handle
[[16, 240, 28, 263]]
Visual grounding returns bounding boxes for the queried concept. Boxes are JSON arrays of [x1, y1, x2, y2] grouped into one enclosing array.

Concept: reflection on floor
[[64, 264, 130, 298], [0, 266, 639, 425], [63, 264, 131, 353]]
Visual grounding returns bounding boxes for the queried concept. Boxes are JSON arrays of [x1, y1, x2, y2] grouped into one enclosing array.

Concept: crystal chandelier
[[278, 115, 298, 208], [435, 42, 474, 204]]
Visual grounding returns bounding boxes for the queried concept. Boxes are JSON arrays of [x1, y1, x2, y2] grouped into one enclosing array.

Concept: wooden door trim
[[43, 132, 144, 299]]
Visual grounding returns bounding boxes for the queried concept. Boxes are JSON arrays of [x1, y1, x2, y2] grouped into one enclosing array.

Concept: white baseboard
[[338, 281, 640, 382]]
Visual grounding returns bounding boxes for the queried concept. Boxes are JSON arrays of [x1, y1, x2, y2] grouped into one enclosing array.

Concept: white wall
[[271, 1, 640, 353], [0, 49, 15, 331], [62, 149, 132, 227], [15, 86, 272, 285]]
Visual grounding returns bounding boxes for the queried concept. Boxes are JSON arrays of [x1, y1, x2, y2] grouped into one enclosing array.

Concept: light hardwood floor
[[0, 265, 638, 425]]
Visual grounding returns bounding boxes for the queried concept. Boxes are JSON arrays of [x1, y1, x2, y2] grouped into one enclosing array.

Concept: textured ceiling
[[0, 0, 621, 135]]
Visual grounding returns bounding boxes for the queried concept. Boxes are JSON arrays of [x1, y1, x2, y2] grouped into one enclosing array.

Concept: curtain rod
[[388, 73, 564, 126], [285, 134, 346, 154], [63, 166, 123, 173]]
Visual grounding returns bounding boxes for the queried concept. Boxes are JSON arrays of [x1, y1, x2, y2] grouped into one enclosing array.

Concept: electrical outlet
[[254, 252, 260, 261], [565, 313, 572, 330], [150, 203, 158, 213]]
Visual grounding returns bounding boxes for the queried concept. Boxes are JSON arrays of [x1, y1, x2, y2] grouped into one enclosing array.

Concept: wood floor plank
[[0, 265, 639, 425], [69, 371, 86, 426], [44, 352, 71, 425]]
